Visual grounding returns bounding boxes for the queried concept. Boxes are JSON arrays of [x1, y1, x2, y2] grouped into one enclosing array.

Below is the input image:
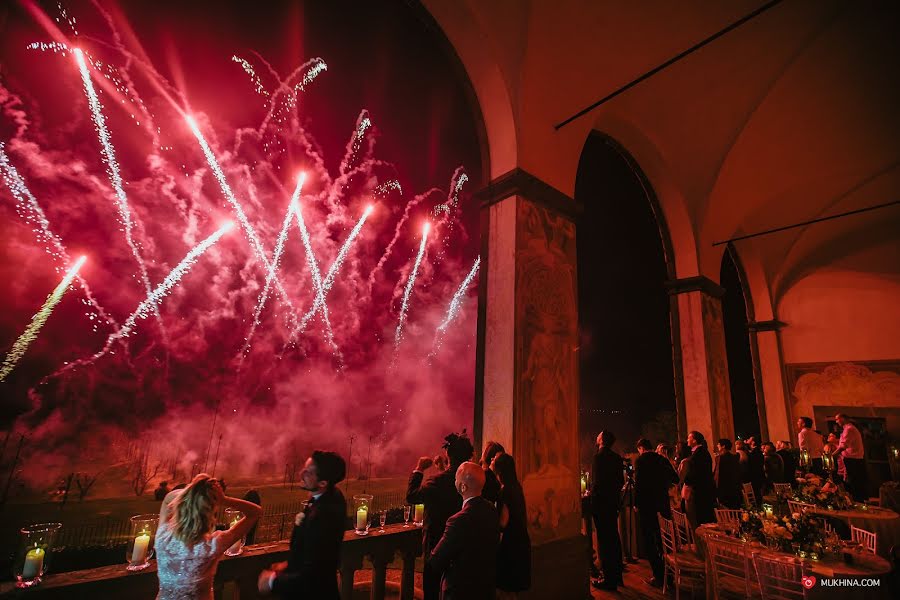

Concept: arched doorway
[[575, 133, 678, 463], [721, 247, 763, 440]]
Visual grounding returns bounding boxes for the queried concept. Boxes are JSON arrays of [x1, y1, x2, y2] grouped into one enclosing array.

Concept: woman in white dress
[[156, 474, 262, 600]]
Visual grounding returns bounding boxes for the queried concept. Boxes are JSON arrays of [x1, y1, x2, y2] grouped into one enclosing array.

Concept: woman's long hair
[[169, 474, 219, 544], [492, 452, 520, 488]]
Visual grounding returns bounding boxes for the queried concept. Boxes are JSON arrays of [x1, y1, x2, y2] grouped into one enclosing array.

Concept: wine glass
[[403, 505, 411, 527], [379, 511, 387, 532]]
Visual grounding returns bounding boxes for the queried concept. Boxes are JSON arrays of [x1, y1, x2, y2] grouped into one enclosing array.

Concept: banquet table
[[807, 506, 900, 558], [695, 524, 893, 599]]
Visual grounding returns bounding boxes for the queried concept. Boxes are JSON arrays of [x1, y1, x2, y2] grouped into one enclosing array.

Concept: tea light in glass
[[127, 514, 158, 571], [353, 494, 373, 536], [15, 523, 61, 588], [224, 509, 245, 556]]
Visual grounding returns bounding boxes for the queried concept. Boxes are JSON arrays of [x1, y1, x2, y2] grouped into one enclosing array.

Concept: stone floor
[[589, 558, 708, 600]]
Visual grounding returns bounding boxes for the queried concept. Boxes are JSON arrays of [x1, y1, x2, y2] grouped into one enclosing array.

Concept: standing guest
[[258, 451, 347, 599], [656, 444, 676, 469], [761, 443, 784, 493], [480, 441, 505, 503], [681, 431, 716, 530], [433, 454, 449, 473], [407, 431, 474, 600], [833, 413, 867, 501], [156, 474, 261, 600], [746, 437, 766, 502], [714, 439, 743, 509], [824, 433, 846, 483], [491, 453, 531, 598], [590, 431, 624, 591], [428, 462, 499, 600], [733, 440, 751, 485], [154, 480, 171, 501], [634, 438, 678, 589], [775, 441, 797, 483], [243, 489, 262, 545], [797, 417, 824, 474]]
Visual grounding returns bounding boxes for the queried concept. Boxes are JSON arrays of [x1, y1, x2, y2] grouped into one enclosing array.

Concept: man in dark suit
[[258, 451, 347, 599], [714, 439, 743, 509], [428, 462, 499, 600], [776, 441, 797, 483], [407, 431, 474, 600], [681, 431, 716, 530], [591, 430, 624, 591], [634, 438, 678, 588], [746, 436, 766, 503]]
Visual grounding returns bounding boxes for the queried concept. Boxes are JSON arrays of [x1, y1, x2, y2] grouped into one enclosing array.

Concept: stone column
[[748, 320, 791, 442], [475, 168, 587, 599], [665, 277, 735, 442]]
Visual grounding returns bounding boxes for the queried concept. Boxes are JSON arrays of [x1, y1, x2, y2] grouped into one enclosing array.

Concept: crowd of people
[[586, 412, 868, 591], [150, 431, 529, 600]]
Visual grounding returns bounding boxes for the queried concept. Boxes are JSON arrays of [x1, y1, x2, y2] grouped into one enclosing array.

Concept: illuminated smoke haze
[[0, 0, 481, 486]]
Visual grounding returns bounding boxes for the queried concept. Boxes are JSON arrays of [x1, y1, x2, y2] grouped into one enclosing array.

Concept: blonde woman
[[156, 474, 261, 600]]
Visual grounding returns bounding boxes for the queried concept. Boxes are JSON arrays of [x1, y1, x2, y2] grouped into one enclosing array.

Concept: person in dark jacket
[[776, 441, 797, 483], [407, 431, 474, 600], [714, 439, 743, 509], [634, 438, 678, 588], [491, 452, 531, 597], [258, 451, 347, 599], [480, 440, 505, 504], [746, 437, 766, 502], [590, 431, 624, 591], [243, 488, 262, 544], [428, 462, 499, 600], [681, 431, 716, 530], [762, 442, 784, 493]]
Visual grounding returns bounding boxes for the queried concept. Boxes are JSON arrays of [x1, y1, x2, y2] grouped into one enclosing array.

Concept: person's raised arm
[[217, 495, 263, 548]]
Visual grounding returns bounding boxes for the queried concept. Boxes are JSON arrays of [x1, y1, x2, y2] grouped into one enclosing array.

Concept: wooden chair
[[787, 500, 814, 515], [773, 483, 792, 494], [707, 533, 759, 599], [659, 514, 705, 600], [672, 509, 695, 547], [715, 508, 743, 527], [743, 483, 757, 507], [851, 525, 877, 554], [752, 553, 809, 599]]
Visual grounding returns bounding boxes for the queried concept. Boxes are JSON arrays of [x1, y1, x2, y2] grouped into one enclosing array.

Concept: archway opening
[[721, 249, 761, 440], [575, 133, 677, 464]]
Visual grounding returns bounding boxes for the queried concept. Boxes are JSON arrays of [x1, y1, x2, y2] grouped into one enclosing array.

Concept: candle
[[131, 533, 150, 565], [414, 504, 424, 523], [581, 476, 587, 494], [22, 547, 44, 579], [763, 504, 774, 519], [356, 507, 368, 530]]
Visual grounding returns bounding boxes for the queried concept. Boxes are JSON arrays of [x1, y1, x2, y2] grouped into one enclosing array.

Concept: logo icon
[[801, 576, 817, 589]]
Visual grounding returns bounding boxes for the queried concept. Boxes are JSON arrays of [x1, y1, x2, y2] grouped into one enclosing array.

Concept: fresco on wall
[[515, 198, 580, 544]]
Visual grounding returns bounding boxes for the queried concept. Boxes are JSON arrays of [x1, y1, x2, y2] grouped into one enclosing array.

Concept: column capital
[[664, 275, 725, 298], [474, 168, 582, 220], [747, 319, 786, 332]]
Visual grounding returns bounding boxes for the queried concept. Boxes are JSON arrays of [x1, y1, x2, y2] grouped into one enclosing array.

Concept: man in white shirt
[[832, 413, 867, 501], [796, 417, 824, 475]]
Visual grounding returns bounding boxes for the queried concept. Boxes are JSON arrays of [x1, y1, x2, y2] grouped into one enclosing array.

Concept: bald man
[[428, 462, 500, 600]]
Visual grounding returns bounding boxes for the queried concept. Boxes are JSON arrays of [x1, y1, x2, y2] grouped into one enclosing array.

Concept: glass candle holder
[[224, 509, 245, 556], [353, 494, 373, 536], [413, 503, 425, 527], [126, 514, 158, 571], [762, 503, 774, 519], [15, 523, 62, 588]]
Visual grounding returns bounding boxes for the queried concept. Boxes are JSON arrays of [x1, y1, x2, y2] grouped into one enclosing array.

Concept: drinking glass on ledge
[[403, 505, 411, 527], [15, 523, 62, 588]]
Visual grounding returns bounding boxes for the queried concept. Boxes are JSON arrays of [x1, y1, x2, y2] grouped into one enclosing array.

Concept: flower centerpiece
[[739, 509, 829, 555], [794, 473, 853, 510], [739, 509, 765, 543]]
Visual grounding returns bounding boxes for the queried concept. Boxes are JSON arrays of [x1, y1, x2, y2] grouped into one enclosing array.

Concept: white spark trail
[[0, 144, 119, 333], [293, 202, 342, 363], [291, 205, 374, 337], [74, 49, 165, 337], [232, 55, 269, 97], [430, 256, 480, 356], [83, 222, 233, 367], [394, 223, 430, 353], [240, 175, 305, 359], [186, 116, 299, 331], [0, 256, 87, 382]]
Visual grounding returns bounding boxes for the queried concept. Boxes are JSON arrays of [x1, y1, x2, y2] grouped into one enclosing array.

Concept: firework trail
[[291, 204, 374, 338], [293, 201, 341, 363], [293, 58, 327, 93], [0, 144, 120, 335], [0, 256, 87, 382], [341, 111, 372, 175], [432, 168, 468, 264], [430, 256, 480, 357], [74, 222, 233, 369], [186, 115, 300, 331], [232, 55, 269, 97], [393, 222, 430, 353], [240, 175, 305, 359], [74, 49, 165, 337]]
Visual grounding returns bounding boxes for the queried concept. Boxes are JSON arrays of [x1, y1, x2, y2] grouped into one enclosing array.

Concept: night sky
[[0, 0, 482, 482]]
